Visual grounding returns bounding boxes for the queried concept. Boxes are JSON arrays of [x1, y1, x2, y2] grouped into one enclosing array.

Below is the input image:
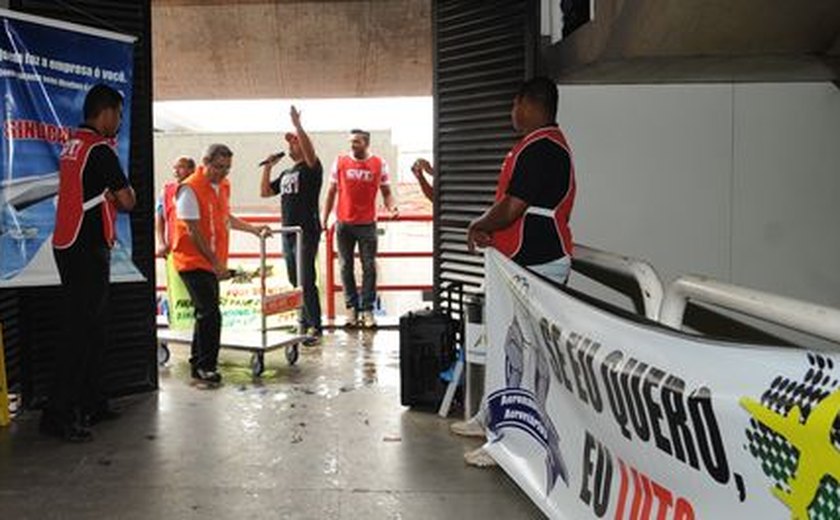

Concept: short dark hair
[[83, 84, 123, 120], [516, 77, 558, 120], [350, 128, 370, 143], [176, 155, 196, 170], [204, 143, 233, 163]]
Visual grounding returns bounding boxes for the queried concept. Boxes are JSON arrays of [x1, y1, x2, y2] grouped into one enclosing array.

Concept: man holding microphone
[[260, 106, 324, 344]]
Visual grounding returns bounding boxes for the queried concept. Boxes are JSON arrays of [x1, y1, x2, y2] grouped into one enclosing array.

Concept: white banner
[[483, 249, 840, 520]]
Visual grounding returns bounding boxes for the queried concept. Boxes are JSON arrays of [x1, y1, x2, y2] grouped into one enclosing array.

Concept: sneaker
[[192, 368, 222, 384], [82, 403, 121, 427], [303, 327, 322, 347], [345, 308, 359, 328], [39, 414, 93, 443], [360, 310, 376, 329], [464, 446, 497, 468], [450, 416, 486, 438]]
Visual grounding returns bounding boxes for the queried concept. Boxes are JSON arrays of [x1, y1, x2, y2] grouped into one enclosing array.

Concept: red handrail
[[325, 212, 433, 320], [156, 213, 435, 322]]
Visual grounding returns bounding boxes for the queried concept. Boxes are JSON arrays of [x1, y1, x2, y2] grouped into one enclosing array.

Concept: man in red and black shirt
[[43, 84, 136, 442], [458, 78, 576, 467], [155, 155, 195, 257], [322, 129, 398, 328], [467, 77, 576, 284]]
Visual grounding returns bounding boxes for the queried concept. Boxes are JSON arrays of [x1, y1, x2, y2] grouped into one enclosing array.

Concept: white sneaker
[[360, 310, 376, 329], [450, 416, 486, 438], [464, 447, 497, 468]]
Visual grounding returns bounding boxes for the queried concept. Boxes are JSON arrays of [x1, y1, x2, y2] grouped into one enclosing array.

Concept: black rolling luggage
[[399, 308, 458, 408]]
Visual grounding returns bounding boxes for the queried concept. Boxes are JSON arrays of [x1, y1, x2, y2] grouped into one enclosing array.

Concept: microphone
[[258, 151, 286, 167]]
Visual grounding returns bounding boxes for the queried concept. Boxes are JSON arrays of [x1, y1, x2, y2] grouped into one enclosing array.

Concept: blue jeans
[[336, 222, 377, 311], [282, 228, 322, 331], [528, 256, 571, 285]]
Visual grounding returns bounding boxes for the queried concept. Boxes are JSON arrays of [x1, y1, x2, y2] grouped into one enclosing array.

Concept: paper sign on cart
[[263, 289, 302, 316]]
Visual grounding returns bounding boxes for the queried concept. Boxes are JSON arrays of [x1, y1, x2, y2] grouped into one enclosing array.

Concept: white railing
[[572, 244, 665, 321], [660, 274, 840, 345]]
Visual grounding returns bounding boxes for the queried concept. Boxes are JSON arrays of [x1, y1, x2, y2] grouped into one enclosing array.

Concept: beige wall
[[152, 0, 432, 100]]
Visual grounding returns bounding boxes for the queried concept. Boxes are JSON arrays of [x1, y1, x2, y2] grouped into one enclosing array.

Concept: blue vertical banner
[[0, 9, 141, 287]]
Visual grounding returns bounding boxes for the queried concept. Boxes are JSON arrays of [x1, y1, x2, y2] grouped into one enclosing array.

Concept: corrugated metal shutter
[[433, 0, 538, 300], [2, 0, 157, 405]]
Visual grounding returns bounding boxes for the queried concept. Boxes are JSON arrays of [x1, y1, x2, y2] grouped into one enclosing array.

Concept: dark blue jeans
[[336, 222, 377, 311], [282, 228, 322, 331]]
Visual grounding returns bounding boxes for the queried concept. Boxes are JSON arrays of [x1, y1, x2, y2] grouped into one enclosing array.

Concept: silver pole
[[260, 230, 267, 349]]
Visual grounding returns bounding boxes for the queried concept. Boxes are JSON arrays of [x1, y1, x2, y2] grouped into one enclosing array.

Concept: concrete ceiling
[[152, 0, 432, 100], [545, 0, 840, 84]]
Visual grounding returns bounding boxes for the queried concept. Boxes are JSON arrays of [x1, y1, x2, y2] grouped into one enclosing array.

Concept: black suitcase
[[399, 309, 458, 408]]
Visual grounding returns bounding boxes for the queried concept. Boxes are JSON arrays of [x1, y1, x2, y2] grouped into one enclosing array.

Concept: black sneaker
[[193, 368, 222, 384], [82, 404, 121, 427], [303, 327, 322, 346], [39, 415, 93, 443]]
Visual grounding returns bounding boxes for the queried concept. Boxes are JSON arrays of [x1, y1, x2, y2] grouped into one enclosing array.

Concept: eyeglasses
[[209, 162, 231, 172]]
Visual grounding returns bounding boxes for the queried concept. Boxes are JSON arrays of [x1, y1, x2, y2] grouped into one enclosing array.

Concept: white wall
[[560, 82, 840, 308]]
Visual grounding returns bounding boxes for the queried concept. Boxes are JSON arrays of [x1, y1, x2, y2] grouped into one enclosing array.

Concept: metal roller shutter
[[3, 0, 157, 405], [433, 0, 539, 302]]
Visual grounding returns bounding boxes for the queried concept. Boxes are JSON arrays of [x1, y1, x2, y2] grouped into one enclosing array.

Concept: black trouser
[[282, 228, 321, 331], [336, 222, 377, 311], [48, 246, 110, 425], [178, 269, 221, 372]]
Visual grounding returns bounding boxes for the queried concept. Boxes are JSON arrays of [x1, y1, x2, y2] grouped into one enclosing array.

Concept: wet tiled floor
[[0, 329, 544, 519]]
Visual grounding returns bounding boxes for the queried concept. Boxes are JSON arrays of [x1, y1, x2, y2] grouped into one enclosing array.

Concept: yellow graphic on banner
[[741, 389, 840, 520]]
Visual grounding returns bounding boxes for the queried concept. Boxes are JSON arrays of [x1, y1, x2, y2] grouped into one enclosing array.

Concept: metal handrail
[[572, 244, 665, 321], [259, 226, 302, 345], [324, 212, 434, 320], [660, 274, 840, 345]]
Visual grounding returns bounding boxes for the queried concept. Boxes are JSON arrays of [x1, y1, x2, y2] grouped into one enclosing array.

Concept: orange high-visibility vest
[[52, 128, 118, 249], [171, 167, 231, 273], [161, 180, 179, 246]]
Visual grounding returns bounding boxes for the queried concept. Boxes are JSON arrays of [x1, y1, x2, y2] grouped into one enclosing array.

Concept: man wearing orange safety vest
[[42, 84, 136, 442], [467, 76, 576, 284], [155, 155, 195, 257], [461, 77, 577, 467], [171, 144, 271, 385]]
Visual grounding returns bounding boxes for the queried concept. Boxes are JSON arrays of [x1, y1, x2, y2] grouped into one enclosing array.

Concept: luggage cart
[[157, 226, 308, 377]]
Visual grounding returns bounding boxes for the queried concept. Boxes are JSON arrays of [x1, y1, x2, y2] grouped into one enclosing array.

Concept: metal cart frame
[[157, 225, 308, 377]]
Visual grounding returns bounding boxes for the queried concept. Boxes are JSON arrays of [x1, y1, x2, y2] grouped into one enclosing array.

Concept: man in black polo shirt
[[43, 84, 136, 442], [260, 106, 323, 343]]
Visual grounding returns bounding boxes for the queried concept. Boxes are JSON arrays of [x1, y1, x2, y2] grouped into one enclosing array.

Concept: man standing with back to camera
[[43, 84, 136, 442]]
